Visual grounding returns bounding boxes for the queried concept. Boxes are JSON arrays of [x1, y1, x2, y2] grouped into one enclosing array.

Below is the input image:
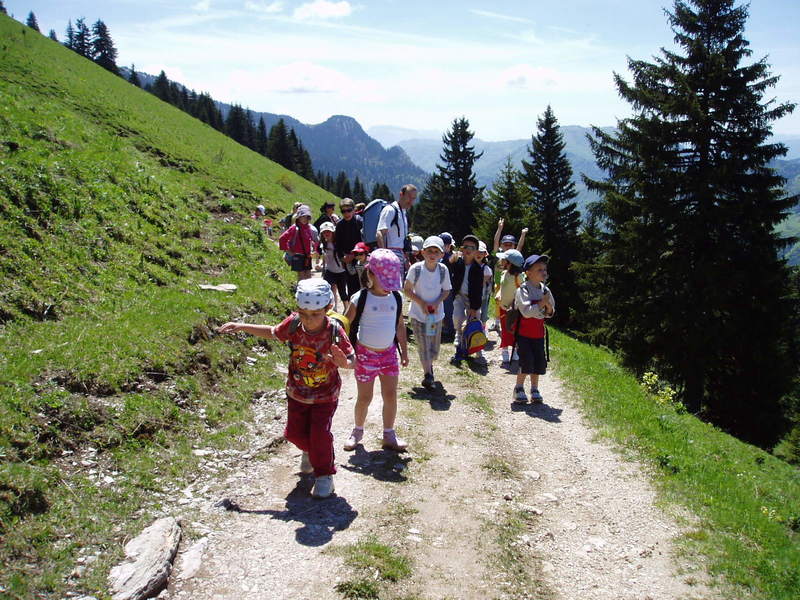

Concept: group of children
[[219, 221, 555, 499]]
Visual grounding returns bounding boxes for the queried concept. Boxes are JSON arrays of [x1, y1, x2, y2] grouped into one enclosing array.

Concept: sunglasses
[[353, 251, 365, 255], [461, 245, 477, 251], [341, 207, 354, 213]]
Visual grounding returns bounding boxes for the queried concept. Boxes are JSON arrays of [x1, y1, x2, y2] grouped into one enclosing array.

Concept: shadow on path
[[510, 401, 563, 423], [223, 479, 359, 547], [409, 383, 455, 411], [340, 445, 411, 483]]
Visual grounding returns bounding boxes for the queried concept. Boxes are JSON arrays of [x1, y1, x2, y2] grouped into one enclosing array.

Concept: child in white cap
[[217, 279, 354, 498], [404, 236, 452, 389]]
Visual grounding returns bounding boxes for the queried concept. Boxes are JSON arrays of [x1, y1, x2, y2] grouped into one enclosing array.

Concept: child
[[492, 218, 529, 253], [278, 204, 318, 283], [477, 241, 493, 328], [351, 241, 371, 285], [217, 279, 354, 498], [343, 249, 410, 452], [512, 255, 555, 404], [495, 249, 525, 364], [448, 234, 484, 353], [317, 222, 348, 311], [403, 236, 452, 389]]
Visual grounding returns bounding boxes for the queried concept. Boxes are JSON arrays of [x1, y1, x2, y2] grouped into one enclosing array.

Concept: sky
[[7, 0, 800, 141]]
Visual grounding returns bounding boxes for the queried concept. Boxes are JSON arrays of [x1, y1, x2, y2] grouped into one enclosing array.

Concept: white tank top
[[351, 290, 398, 348]]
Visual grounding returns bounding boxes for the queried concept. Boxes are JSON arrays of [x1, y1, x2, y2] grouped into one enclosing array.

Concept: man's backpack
[[461, 317, 487, 355], [361, 199, 402, 245], [349, 290, 403, 348]]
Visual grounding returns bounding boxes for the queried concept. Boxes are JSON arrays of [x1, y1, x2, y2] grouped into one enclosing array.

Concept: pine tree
[[335, 171, 352, 199], [26, 11, 40, 32], [48, 29, 58, 41], [520, 105, 582, 326], [91, 20, 119, 75], [128, 64, 142, 87], [0, 1, 7, 15], [73, 17, 91, 58], [266, 119, 293, 170], [474, 157, 528, 246], [352, 176, 367, 203], [256, 117, 268, 155], [225, 104, 250, 147], [64, 20, 75, 50], [152, 70, 172, 103], [415, 117, 484, 240], [583, 0, 797, 445]]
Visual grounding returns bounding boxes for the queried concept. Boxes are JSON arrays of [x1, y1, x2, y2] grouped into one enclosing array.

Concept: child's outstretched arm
[[517, 227, 528, 251], [217, 322, 276, 339], [493, 218, 504, 253]]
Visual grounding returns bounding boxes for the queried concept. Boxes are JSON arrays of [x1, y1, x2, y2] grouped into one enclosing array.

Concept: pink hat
[[366, 248, 403, 291]]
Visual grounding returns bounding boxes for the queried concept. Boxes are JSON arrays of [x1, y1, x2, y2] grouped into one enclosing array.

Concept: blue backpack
[[361, 199, 401, 245], [459, 317, 487, 357]]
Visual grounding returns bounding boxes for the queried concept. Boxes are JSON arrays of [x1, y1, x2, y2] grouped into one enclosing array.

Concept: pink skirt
[[354, 343, 399, 382]]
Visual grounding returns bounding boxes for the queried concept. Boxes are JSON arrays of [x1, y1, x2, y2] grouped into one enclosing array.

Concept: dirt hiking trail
[[162, 321, 714, 600]]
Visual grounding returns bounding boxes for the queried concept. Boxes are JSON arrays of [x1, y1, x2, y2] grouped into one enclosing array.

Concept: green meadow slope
[[0, 15, 336, 597]]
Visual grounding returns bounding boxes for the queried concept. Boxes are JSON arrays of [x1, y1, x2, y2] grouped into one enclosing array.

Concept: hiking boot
[[422, 372, 434, 389], [343, 427, 363, 451], [299, 451, 313, 474], [513, 385, 528, 404], [312, 475, 335, 498], [501, 348, 510, 364], [382, 430, 408, 452], [530, 388, 543, 404]]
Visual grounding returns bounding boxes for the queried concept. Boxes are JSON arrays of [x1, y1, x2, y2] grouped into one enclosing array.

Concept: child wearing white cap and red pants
[[217, 279, 354, 498], [343, 249, 410, 452]]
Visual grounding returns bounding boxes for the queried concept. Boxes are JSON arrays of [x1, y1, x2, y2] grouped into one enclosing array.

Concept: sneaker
[[513, 385, 528, 404], [343, 427, 363, 451], [382, 430, 408, 452], [299, 451, 313, 474], [530, 388, 543, 404], [422, 372, 434, 389], [501, 348, 510, 364], [312, 475, 335, 498]]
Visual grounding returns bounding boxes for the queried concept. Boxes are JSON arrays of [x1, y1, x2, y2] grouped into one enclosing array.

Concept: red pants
[[498, 307, 516, 348], [284, 398, 338, 477]]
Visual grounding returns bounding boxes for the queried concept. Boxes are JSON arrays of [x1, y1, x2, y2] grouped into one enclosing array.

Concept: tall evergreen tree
[[352, 176, 367, 203], [225, 104, 250, 147], [582, 0, 797, 445], [91, 19, 118, 75], [334, 171, 352, 199], [128, 64, 142, 87], [520, 105, 582, 327], [415, 117, 484, 240], [474, 157, 528, 248], [256, 117, 268, 156], [48, 29, 58, 41], [26, 11, 40, 32], [64, 20, 75, 50], [0, 2, 7, 15], [266, 119, 293, 170], [371, 182, 392, 202], [73, 17, 91, 58], [152, 70, 172, 103]]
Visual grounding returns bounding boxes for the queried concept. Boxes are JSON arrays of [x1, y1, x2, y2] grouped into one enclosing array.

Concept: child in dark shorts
[[512, 255, 555, 404]]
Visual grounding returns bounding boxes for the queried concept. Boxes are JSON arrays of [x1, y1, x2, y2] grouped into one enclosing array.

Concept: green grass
[[332, 537, 412, 600], [549, 328, 800, 600], [0, 15, 338, 598], [462, 391, 495, 415]]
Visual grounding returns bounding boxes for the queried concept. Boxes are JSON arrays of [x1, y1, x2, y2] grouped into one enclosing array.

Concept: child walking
[[403, 236, 452, 389], [495, 249, 525, 365], [217, 279, 354, 498], [512, 255, 555, 404], [317, 221, 348, 311], [343, 249, 410, 452]]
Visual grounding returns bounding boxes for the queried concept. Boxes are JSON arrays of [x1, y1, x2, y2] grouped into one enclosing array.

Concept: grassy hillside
[[0, 15, 337, 598]]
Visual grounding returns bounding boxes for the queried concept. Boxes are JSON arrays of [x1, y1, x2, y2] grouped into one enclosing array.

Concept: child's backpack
[[410, 261, 448, 286], [326, 309, 350, 336], [361, 199, 402, 245], [349, 290, 402, 347], [461, 317, 487, 355]]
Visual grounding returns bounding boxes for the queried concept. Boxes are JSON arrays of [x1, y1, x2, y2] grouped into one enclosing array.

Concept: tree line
[[413, 0, 799, 460]]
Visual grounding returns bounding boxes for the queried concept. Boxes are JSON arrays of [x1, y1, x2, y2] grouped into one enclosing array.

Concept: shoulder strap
[[411, 261, 422, 284], [348, 291, 370, 347], [392, 291, 402, 327], [390, 202, 402, 235], [438, 262, 447, 285]]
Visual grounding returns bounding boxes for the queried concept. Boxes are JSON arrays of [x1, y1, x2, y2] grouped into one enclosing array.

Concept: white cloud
[[494, 64, 560, 90], [192, 0, 211, 11], [293, 1, 352, 21], [469, 9, 534, 25], [244, 1, 284, 14]]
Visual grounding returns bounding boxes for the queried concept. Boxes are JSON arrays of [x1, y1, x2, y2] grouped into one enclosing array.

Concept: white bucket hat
[[295, 279, 333, 309]]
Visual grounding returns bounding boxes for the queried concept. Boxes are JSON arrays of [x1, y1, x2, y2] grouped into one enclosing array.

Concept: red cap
[[353, 242, 371, 254]]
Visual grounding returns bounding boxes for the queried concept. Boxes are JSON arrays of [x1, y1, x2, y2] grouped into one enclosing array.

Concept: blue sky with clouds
[[7, 1, 800, 140]]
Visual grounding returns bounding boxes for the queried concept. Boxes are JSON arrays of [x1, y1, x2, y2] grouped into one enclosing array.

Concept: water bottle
[[425, 306, 436, 336]]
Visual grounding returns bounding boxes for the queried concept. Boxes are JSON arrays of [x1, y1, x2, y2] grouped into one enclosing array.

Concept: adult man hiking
[[376, 184, 416, 269]]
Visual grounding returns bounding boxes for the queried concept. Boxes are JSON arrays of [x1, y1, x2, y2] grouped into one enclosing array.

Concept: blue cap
[[439, 232, 453, 245], [500, 234, 516, 244], [523, 254, 549, 270], [497, 249, 524, 268]]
